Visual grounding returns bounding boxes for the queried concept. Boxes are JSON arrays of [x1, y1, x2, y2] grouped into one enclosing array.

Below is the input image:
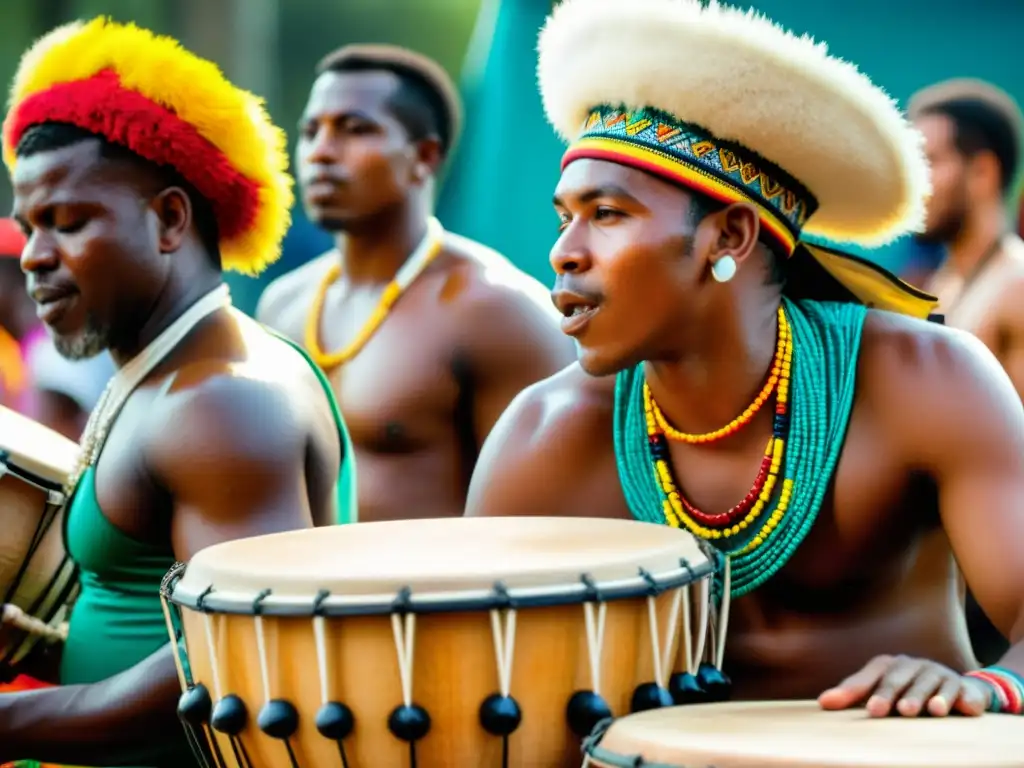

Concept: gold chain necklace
[[304, 217, 444, 372]]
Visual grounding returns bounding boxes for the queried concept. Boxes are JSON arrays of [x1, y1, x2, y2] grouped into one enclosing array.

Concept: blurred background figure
[[907, 78, 1024, 668]]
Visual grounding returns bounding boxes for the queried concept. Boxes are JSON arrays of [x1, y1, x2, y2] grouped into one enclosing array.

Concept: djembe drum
[[582, 700, 1024, 767], [0, 405, 80, 674], [160, 516, 721, 767]]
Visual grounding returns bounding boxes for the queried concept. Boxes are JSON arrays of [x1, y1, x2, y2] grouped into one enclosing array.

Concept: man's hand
[[818, 655, 991, 717]]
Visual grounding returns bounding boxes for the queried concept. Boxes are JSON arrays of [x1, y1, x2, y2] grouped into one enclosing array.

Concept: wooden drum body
[[583, 701, 1024, 767], [161, 517, 716, 768], [0, 405, 79, 672]]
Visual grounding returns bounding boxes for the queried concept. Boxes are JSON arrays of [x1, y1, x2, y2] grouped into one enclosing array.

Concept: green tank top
[[59, 335, 356, 767]]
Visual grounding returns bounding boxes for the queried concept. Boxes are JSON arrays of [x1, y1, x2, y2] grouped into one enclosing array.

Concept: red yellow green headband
[[2, 17, 293, 276]]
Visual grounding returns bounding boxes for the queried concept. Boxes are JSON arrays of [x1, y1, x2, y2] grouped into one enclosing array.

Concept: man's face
[[550, 159, 708, 377], [296, 70, 420, 231], [12, 139, 162, 360], [915, 112, 970, 244]]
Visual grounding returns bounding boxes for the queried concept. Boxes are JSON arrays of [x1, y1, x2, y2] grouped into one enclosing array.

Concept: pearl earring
[[711, 255, 737, 283]]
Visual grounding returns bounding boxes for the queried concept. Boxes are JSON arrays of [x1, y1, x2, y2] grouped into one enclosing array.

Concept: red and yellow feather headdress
[[2, 17, 293, 276]]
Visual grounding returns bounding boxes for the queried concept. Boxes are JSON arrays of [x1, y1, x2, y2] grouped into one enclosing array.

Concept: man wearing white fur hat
[[468, 0, 1024, 721]]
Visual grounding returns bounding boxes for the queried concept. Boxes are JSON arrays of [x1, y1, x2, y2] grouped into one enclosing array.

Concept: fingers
[[950, 678, 991, 717], [896, 665, 946, 717], [818, 655, 894, 710], [865, 656, 926, 717], [926, 675, 965, 717]]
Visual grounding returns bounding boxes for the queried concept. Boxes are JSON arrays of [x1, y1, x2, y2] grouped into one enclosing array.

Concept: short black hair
[[687, 194, 788, 286], [910, 80, 1022, 196], [316, 44, 462, 159], [14, 122, 221, 259]]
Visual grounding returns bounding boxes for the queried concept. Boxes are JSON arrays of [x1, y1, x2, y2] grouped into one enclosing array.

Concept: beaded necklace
[[64, 285, 232, 501], [614, 298, 865, 600], [304, 217, 445, 372]]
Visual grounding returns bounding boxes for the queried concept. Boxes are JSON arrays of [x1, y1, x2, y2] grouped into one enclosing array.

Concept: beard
[[51, 312, 113, 361]]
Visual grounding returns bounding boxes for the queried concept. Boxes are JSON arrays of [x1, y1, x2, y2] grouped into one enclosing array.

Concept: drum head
[[587, 701, 1024, 767], [0, 405, 78, 484], [169, 517, 712, 613]]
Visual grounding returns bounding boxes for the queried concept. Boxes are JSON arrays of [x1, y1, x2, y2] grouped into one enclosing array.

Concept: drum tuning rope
[[583, 599, 608, 697], [391, 610, 418, 710], [489, 606, 518, 699], [645, 586, 684, 691]]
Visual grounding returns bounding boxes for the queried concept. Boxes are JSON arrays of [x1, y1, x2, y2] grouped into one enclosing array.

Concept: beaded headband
[[540, 0, 940, 320], [566, 106, 817, 256], [2, 17, 294, 276]]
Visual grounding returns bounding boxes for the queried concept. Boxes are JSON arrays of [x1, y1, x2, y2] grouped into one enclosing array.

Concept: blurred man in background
[[910, 78, 1024, 666], [258, 45, 574, 523]]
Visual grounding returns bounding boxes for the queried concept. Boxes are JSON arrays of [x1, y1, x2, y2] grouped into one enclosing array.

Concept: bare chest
[[276, 284, 465, 453]]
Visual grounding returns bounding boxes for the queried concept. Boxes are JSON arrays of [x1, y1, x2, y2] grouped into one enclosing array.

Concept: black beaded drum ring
[[159, 517, 727, 768]]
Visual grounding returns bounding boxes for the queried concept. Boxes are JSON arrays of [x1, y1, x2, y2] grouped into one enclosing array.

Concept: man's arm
[[464, 366, 618, 518], [923, 332, 1024, 666], [822, 321, 1024, 717], [458, 282, 576, 447], [0, 373, 317, 765]]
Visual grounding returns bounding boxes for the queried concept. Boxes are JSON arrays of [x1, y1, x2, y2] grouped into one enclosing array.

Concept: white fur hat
[[537, 0, 938, 318]]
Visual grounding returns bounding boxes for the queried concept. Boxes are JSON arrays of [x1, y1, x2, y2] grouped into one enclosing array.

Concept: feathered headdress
[[2, 17, 293, 276], [538, 0, 938, 319]]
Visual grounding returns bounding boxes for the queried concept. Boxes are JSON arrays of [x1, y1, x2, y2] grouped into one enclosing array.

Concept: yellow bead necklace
[[304, 217, 444, 372]]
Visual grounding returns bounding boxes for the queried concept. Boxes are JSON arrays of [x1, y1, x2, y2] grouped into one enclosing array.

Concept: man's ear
[[412, 136, 444, 182], [150, 186, 192, 254]]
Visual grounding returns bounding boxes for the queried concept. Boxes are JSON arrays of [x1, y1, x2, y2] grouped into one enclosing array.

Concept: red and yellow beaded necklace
[[644, 306, 794, 553]]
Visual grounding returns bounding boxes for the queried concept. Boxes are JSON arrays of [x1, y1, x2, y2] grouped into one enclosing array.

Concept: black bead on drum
[[630, 682, 674, 713], [210, 694, 248, 736], [479, 693, 522, 736], [388, 703, 431, 742], [697, 662, 733, 702], [669, 672, 707, 705], [177, 684, 212, 727], [257, 699, 300, 740], [566, 690, 612, 737], [316, 701, 355, 741]]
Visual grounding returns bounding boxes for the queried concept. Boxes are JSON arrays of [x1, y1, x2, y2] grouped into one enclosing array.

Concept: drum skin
[[584, 700, 1024, 768], [165, 516, 715, 767]]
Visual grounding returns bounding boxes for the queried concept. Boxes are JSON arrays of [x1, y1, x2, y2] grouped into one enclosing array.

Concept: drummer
[[0, 18, 354, 767], [467, 0, 1024, 719]]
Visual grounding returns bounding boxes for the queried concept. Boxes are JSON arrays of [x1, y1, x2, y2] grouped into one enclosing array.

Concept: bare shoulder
[[255, 250, 337, 326], [465, 362, 621, 516], [437, 231, 562, 324], [858, 309, 1024, 463]]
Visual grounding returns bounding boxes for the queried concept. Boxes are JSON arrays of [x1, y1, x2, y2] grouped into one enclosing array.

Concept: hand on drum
[[818, 654, 991, 717]]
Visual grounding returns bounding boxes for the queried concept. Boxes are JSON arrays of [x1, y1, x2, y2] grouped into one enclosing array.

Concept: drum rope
[[647, 586, 684, 690], [583, 601, 608, 696], [159, 596, 189, 691], [390, 612, 417, 708], [715, 558, 732, 670], [680, 588, 694, 675], [313, 613, 331, 706], [202, 612, 224, 702], [254, 619, 272, 706], [489, 607, 518, 698], [692, 579, 710, 673]]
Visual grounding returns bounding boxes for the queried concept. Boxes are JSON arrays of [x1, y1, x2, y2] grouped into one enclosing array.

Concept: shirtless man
[[258, 44, 574, 522], [910, 80, 1024, 665], [0, 19, 353, 766], [468, 0, 1024, 720]]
